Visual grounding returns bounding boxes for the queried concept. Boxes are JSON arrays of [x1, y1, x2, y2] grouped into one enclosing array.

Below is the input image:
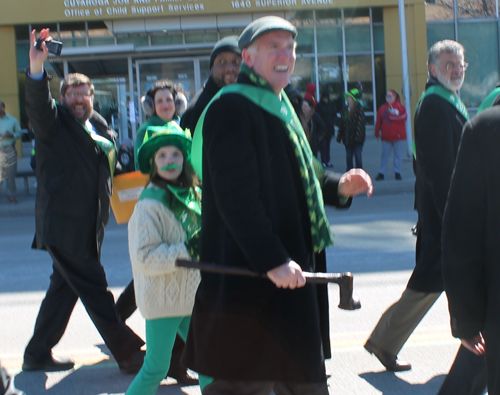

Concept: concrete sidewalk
[[0, 131, 415, 218]]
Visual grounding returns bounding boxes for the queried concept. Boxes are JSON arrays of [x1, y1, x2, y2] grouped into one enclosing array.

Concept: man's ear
[[242, 48, 253, 68], [429, 63, 437, 79]]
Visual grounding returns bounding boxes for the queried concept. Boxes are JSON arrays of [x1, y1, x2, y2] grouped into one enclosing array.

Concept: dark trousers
[[319, 136, 332, 164], [345, 143, 363, 171], [203, 379, 329, 395], [115, 279, 186, 374], [25, 246, 144, 363], [437, 345, 487, 395]]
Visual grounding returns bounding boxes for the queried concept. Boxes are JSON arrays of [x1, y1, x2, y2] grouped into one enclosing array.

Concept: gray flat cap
[[238, 16, 298, 50]]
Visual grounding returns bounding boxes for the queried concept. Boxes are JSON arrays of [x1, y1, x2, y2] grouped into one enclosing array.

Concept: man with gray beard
[[364, 41, 484, 387]]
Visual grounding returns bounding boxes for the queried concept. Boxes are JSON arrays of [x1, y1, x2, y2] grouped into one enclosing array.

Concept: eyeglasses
[[446, 62, 468, 71], [66, 92, 92, 99], [386, 94, 395, 98]]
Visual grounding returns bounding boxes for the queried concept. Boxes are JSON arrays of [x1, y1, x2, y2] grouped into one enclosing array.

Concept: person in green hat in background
[[125, 124, 205, 395], [337, 88, 366, 171]]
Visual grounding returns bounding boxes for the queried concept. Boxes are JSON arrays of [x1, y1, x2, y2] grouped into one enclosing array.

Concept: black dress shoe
[[167, 368, 199, 385], [364, 340, 411, 372], [395, 173, 402, 180], [375, 173, 384, 181], [117, 350, 145, 375], [22, 354, 74, 372]]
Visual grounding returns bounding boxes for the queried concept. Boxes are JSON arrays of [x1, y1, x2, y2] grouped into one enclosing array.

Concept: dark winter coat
[[183, 73, 351, 383], [26, 71, 117, 258], [442, 105, 500, 394], [180, 75, 220, 135], [308, 112, 327, 156], [408, 78, 467, 292], [316, 99, 337, 138], [337, 102, 365, 146]]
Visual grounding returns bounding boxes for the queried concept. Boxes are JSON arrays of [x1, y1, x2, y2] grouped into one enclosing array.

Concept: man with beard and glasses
[[364, 41, 487, 392], [180, 36, 241, 134], [22, 28, 145, 376]]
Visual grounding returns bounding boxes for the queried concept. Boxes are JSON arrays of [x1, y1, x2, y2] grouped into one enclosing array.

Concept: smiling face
[[430, 52, 465, 93], [154, 145, 184, 182], [211, 51, 242, 88], [243, 30, 296, 95], [61, 84, 93, 123], [386, 92, 396, 105], [154, 89, 176, 121]]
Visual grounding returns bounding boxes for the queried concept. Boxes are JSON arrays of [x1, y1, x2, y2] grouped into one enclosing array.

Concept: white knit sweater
[[128, 188, 201, 320]]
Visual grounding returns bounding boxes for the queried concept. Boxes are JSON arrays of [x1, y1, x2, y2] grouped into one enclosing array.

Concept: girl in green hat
[[125, 123, 203, 395]]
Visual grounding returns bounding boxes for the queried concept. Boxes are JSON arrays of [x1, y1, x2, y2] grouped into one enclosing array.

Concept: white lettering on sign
[[168, 3, 204, 11], [106, 6, 128, 14], [134, 0, 150, 3], [64, 8, 91, 16], [255, 0, 297, 6], [301, 0, 333, 5], [131, 5, 164, 13], [64, 0, 110, 6], [231, 0, 251, 8]]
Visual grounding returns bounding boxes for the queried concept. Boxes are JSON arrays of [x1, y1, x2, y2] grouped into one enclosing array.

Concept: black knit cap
[[209, 35, 241, 69], [238, 16, 298, 50]]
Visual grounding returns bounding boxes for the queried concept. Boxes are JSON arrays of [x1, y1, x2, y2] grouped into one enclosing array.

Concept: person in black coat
[[22, 28, 144, 375], [182, 17, 373, 394], [364, 39, 478, 374], [315, 91, 337, 167], [180, 36, 241, 134], [442, 99, 500, 395]]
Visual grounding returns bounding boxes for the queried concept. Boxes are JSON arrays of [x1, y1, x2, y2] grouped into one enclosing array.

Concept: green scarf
[[139, 185, 202, 260], [416, 84, 469, 121], [79, 120, 117, 177], [191, 64, 332, 252], [413, 83, 469, 160]]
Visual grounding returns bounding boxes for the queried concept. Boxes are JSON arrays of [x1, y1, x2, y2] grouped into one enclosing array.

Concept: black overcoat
[[183, 74, 350, 382], [26, 72, 116, 258], [442, 105, 500, 393], [408, 79, 466, 292], [180, 75, 220, 135]]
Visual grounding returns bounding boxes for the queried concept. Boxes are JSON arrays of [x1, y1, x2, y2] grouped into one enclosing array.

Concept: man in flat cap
[[180, 35, 241, 134], [183, 16, 372, 394]]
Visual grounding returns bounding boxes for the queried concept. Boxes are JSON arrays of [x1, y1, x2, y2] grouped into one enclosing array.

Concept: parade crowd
[[1, 13, 499, 395]]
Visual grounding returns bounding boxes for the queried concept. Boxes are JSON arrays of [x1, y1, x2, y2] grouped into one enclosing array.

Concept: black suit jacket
[[409, 79, 466, 292], [26, 72, 117, 258]]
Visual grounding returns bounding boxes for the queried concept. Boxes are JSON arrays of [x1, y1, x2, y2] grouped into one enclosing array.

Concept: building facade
[[0, 0, 441, 144]]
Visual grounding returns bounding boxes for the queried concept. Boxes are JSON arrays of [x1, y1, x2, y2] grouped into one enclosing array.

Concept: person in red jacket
[[374, 90, 407, 180]]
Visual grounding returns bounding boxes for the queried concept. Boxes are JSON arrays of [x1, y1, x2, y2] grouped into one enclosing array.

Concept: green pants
[[126, 316, 190, 395]]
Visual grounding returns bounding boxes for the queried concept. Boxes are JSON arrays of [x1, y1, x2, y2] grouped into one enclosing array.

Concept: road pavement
[[0, 137, 466, 394]]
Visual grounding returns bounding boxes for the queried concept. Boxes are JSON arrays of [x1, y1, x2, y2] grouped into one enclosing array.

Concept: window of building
[[459, 21, 499, 107], [426, 22, 455, 49], [116, 33, 149, 46], [185, 30, 218, 44], [150, 31, 183, 46], [88, 21, 114, 46], [59, 22, 86, 47]]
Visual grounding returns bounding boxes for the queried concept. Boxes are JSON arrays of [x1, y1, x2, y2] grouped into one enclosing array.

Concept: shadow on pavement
[[359, 371, 445, 394], [14, 359, 191, 394]]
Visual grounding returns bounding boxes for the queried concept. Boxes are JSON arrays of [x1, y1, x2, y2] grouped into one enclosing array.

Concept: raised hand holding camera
[[35, 37, 63, 56]]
